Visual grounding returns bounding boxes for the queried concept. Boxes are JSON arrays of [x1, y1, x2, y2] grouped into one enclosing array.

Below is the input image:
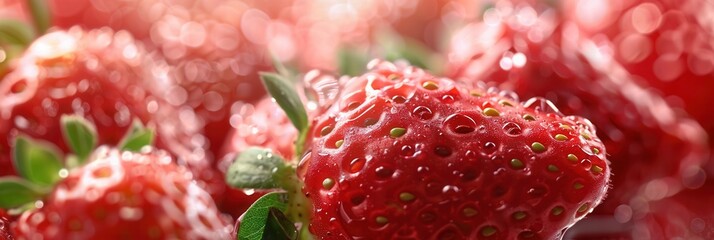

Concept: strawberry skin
[[0, 209, 11, 240], [301, 60, 610, 239], [446, 3, 709, 214], [11, 147, 231, 239], [0, 28, 211, 191]]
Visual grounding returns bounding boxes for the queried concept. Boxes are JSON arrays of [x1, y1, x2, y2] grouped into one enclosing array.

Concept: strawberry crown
[[0, 114, 155, 212]]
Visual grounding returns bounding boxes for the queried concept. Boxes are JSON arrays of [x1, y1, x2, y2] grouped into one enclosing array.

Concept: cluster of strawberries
[[0, 0, 711, 239]]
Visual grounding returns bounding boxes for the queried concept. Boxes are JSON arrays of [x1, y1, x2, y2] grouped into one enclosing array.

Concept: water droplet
[[412, 106, 433, 120], [444, 113, 476, 134], [434, 146, 452, 157], [523, 97, 562, 115], [400, 145, 415, 157], [442, 185, 461, 194], [303, 70, 340, 111], [345, 157, 366, 173], [375, 167, 393, 179], [502, 122, 522, 136], [441, 95, 455, 103], [483, 142, 497, 155]]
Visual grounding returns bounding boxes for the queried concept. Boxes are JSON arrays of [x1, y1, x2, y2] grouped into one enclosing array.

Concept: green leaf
[[0, 177, 47, 209], [119, 119, 155, 152], [262, 208, 298, 240], [238, 192, 290, 240], [13, 136, 64, 186], [225, 147, 288, 189], [260, 72, 309, 133], [61, 115, 98, 163], [338, 46, 369, 76], [27, 0, 51, 35], [0, 19, 35, 47]]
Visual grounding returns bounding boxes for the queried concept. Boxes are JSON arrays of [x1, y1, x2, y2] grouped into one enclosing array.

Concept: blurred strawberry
[[0, 27, 211, 196], [635, 180, 714, 239], [562, 0, 714, 164], [0, 117, 232, 239], [49, 0, 273, 156], [446, 1, 709, 216], [214, 98, 298, 217]]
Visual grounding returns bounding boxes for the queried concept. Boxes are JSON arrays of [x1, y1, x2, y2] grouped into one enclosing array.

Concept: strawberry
[[48, 0, 272, 155], [296, 60, 610, 239], [562, 0, 714, 168], [0, 115, 231, 239], [220, 98, 299, 164], [0, 27, 211, 194], [11, 147, 231, 239], [12, 147, 231, 239], [446, 3, 709, 215]]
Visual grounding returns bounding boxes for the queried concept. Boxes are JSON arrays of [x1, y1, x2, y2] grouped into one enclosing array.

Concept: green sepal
[[61, 115, 98, 164], [119, 119, 155, 152], [13, 136, 64, 186], [0, 177, 47, 209], [0, 19, 35, 47], [237, 192, 290, 240], [262, 207, 298, 240], [26, 0, 51, 35], [260, 72, 309, 134], [338, 46, 369, 77], [377, 31, 441, 74], [225, 147, 289, 189]]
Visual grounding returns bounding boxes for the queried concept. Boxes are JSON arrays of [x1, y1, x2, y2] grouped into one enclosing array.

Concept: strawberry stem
[[279, 165, 314, 239]]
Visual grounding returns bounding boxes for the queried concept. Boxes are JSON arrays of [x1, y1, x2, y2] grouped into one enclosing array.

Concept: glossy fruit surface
[[301, 60, 610, 239]]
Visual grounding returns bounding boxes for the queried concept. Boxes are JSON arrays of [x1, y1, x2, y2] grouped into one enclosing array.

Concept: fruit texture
[[0, 209, 12, 240], [12, 147, 232, 239], [446, 2, 709, 214], [0, 27, 210, 189], [300, 60, 610, 239]]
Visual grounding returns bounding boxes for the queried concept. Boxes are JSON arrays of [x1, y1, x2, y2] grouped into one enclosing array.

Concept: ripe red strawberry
[[446, 3, 709, 214], [11, 146, 231, 239], [299, 60, 610, 239], [0, 27, 210, 191]]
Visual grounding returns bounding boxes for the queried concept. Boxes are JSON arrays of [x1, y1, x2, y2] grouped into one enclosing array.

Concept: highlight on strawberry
[[224, 59, 611, 239]]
